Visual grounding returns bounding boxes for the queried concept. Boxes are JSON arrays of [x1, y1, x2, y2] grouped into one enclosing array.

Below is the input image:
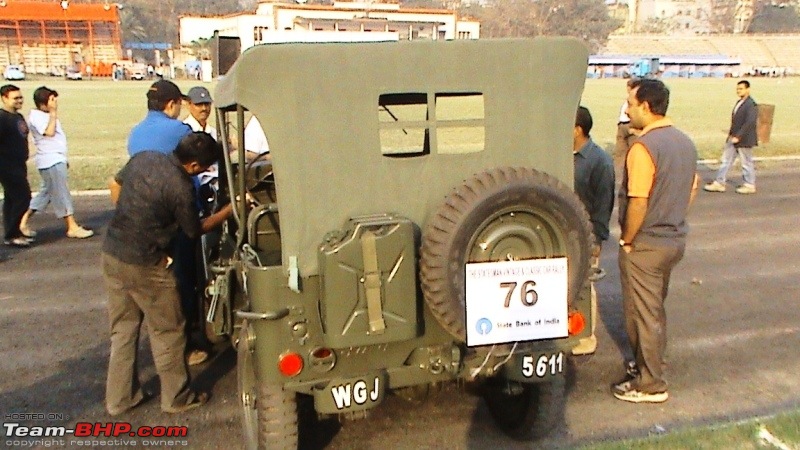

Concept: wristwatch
[[619, 239, 629, 247]]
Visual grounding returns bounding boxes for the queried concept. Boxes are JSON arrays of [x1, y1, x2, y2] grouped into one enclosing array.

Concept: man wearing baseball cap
[[181, 85, 216, 366], [183, 86, 216, 140], [127, 80, 192, 156]]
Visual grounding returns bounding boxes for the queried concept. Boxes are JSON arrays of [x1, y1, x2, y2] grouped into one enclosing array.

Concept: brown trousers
[[618, 241, 685, 393], [102, 252, 191, 413]]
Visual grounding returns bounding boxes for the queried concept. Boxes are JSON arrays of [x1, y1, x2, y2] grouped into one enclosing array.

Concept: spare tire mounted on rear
[[420, 166, 593, 342]]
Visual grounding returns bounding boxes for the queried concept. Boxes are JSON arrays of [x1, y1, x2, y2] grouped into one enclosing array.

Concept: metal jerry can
[[318, 214, 420, 348]]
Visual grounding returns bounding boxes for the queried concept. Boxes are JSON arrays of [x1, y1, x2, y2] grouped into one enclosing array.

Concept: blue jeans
[[715, 141, 755, 186]]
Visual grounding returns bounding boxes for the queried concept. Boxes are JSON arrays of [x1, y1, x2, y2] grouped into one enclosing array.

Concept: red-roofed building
[[0, 0, 122, 76]]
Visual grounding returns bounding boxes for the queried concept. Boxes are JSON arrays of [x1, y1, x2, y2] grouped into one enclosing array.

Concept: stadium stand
[[603, 34, 800, 74], [0, 1, 122, 76]]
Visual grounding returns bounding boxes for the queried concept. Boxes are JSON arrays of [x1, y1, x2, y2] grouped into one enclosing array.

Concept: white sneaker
[[735, 183, 756, 194], [67, 227, 94, 239], [703, 181, 726, 193]]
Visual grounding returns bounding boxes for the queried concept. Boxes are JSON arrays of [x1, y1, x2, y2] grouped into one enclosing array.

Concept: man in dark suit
[[704, 80, 758, 194]]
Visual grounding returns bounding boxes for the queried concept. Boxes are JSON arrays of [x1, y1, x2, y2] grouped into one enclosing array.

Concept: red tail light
[[568, 311, 586, 336], [278, 352, 303, 377]]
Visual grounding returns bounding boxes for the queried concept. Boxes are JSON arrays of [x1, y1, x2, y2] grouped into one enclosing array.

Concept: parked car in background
[[129, 64, 146, 80], [3, 65, 25, 81], [65, 66, 83, 80]]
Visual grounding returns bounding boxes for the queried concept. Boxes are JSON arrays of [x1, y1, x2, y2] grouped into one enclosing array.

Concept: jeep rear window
[[435, 93, 484, 154], [379, 92, 484, 156]]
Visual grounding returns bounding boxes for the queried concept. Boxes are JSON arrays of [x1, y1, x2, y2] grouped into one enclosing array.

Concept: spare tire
[[420, 167, 593, 342]]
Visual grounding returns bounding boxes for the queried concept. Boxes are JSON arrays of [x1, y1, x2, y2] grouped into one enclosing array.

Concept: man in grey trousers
[[614, 79, 699, 403]]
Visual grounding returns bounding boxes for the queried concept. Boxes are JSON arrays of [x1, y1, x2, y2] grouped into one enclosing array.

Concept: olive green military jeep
[[207, 38, 594, 448]]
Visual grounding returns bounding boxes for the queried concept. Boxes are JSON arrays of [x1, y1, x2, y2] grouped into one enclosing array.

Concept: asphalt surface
[[1, 160, 799, 450]]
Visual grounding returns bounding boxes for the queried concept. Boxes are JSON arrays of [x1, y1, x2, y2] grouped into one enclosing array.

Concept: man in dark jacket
[[704, 80, 758, 194], [103, 132, 232, 415]]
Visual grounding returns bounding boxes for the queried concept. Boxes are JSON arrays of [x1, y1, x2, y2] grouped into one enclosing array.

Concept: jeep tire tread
[[420, 167, 593, 341], [482, 375, 566, 441], [238, 327, 298, 450]]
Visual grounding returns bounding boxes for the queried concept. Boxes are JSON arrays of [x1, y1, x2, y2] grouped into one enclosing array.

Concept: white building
[[611, 0, 715, 34], [180, 0, 480, 51]]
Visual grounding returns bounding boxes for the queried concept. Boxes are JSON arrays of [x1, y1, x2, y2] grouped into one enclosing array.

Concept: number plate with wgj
[[313, 371, 387, 414], [465, 258, 568, 347]]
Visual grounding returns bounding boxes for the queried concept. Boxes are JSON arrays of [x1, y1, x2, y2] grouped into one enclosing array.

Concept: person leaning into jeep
[[102, 132, 232, 415]]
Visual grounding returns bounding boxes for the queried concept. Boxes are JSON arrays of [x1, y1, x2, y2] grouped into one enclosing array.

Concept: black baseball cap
[[147, 80, 188, 103]]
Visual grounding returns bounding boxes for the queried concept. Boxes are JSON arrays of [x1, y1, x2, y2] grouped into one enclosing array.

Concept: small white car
[[65, 67, 83, 80], [3, 65, 25, 81]]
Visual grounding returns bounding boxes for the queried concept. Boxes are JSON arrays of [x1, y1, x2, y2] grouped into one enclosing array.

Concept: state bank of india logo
[[476, 318, 492, 335]]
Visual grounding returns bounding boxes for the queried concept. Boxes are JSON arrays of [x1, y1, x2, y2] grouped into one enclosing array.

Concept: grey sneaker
[[20, 226, 37, 238], [589, 267, 606, 282], [4, 237, 30, 247], [163, 391, 209, 414], [735, 183, 756, 194], [612, 381, 669, 403], [703, 181, 726, 193]]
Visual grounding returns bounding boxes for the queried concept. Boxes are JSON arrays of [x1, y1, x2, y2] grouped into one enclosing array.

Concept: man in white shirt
[[614, 78, 641, 173], [243, 116, 270, 161], [183, 86, 216, 137], [20, 86, 93, 239]]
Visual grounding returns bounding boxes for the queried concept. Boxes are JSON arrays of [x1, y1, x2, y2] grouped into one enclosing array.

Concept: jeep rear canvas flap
[[215, 38, 589, 277]]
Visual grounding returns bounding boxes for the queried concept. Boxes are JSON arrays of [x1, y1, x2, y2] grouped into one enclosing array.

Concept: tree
[[468, 0, 621, 52], [639, 17, 679, 33], [748, 3, 800, 32], [117, 0, 241, 44]]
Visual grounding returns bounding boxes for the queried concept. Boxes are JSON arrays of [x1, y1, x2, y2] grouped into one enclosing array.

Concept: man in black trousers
[[0, 85, 32, 248]]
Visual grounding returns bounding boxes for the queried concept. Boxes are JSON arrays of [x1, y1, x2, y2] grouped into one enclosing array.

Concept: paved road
[[1, 161, 799, 449]]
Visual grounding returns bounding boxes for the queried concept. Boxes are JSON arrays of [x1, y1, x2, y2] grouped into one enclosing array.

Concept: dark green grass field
[[5, 76, 799, 191]]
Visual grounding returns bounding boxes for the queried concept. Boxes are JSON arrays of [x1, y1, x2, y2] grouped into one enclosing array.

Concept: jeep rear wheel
[[238, 327, 298, 450], [420, 167, 593, 341], [482, 375, 566, 441]]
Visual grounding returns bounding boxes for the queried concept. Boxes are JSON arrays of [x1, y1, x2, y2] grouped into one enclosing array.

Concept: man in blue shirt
[[128, 80, 192, 155], [125, 80, 206, 366]]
